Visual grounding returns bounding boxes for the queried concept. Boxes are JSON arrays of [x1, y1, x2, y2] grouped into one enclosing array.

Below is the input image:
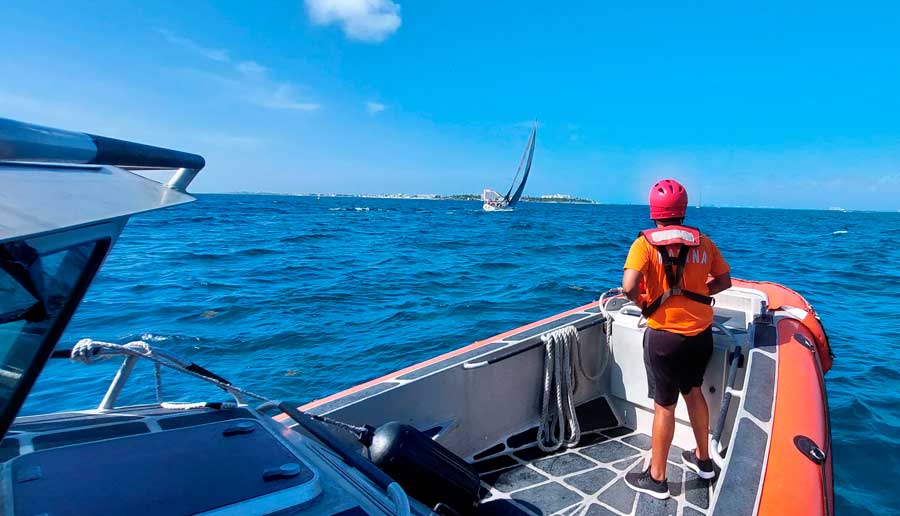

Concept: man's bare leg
[[650, 402, 676, 481], [683, 387, 710, 460]]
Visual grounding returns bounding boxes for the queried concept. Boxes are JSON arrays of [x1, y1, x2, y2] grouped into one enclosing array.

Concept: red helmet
[[649, 179, 688, 219]]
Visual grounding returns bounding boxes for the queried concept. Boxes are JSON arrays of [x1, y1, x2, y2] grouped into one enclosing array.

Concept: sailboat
[[482, 122, 536, 211]]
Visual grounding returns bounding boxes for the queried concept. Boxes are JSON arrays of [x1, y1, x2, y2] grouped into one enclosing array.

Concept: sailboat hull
[[482, 203, 513, 212]]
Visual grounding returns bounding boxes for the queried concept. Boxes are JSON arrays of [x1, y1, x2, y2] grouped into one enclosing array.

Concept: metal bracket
[[793, 435, 826, 465], [794, 333, 816, 352]]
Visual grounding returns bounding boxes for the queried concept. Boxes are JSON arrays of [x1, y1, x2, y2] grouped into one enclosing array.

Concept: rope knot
[[70, 338, 104, 364]]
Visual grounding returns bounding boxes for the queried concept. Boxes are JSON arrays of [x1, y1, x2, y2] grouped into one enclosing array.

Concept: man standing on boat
[[621, 179, 732, 499]]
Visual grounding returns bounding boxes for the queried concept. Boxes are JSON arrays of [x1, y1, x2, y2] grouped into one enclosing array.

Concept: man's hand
[[707, 271, 732, 296], [622, 268, 644, 307]]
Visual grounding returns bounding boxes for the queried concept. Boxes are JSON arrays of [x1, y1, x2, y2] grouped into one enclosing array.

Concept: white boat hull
[[482, 203, 513, 212]]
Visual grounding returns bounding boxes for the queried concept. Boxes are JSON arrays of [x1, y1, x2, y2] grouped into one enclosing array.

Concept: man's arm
[[707, 271, 732, 296], [622, 268, 644, 307]]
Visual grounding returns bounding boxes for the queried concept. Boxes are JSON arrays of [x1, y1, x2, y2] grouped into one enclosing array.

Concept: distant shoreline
[[206, 192, 898, 213], [220, 192, 597, 204]]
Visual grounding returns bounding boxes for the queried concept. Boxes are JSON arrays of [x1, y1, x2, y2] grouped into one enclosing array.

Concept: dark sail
[[504, 124, 536, 206]]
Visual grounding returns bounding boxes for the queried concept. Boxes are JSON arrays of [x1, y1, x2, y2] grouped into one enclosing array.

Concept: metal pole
[[0, 117, 205, 171], [164, 168, 201, 192], [710, 346, 742, 468], [98, 356, 138, 411], [712, 346, 742, 442]]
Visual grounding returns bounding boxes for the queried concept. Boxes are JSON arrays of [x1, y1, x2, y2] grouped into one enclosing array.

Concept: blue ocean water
[[21, 194, 900, 514]]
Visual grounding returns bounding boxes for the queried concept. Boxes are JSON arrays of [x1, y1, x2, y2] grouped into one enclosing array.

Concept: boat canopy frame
[[0, 117, 205, 191], [0, 117, 207, 438]]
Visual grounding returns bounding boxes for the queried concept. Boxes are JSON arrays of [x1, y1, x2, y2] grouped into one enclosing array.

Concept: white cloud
[[157, 28, 230, 62], [305, 0, 402, 43], [366, 101, 386, 114], [254, 84, 320, 111], [236, 60, 269, 76], [159, 29, 319, 112]]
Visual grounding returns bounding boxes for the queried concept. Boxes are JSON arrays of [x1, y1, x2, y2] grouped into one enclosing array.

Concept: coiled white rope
[[537, 325, 581, 452]]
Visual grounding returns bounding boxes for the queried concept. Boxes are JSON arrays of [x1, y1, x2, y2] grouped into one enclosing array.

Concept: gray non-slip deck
[[474, 428, 713, 516]]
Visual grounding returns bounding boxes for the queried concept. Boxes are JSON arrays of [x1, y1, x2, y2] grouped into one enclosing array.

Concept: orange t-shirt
[[624, 233, 730, 336]]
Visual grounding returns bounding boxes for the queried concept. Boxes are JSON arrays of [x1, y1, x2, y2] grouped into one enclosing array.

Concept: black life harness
[[639, 225, 714, 318]]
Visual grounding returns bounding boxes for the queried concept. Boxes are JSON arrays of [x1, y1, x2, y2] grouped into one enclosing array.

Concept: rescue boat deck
[[474, 415, 713, 516]]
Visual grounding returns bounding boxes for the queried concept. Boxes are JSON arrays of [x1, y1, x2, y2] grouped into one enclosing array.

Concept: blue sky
[[2, 1, 900, 210]]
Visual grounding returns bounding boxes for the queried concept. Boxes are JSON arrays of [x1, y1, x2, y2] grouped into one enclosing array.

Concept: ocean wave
[[478, 261, 519, 270], [235, 247, 280, 256], [135, 333, 202, 345], [279, 233, 333, 242], [328, 206, 378, 212]]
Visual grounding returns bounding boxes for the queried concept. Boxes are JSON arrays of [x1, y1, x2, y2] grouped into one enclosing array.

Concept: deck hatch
[[32, 421, 150, 450], [12, 419, 315, 516], [11, 413, 142, 433], [157, 407, 253, 430]]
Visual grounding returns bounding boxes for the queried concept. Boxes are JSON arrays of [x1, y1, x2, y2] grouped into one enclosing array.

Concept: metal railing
[[0, 117, 205, 192]]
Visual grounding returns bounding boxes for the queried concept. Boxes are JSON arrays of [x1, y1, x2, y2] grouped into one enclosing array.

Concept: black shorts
[[643, 326, 714, 407]]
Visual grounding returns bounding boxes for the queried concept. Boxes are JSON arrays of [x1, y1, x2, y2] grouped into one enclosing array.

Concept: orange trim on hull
[[296, 301, 598, 412], [757, 318, 832, 516]]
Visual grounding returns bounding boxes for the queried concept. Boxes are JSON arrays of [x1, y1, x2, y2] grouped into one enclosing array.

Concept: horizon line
[[194, 191, 900, 214]]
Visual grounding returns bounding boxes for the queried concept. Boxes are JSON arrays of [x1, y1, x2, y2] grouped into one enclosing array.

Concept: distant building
[[541, 194, 572, 200]]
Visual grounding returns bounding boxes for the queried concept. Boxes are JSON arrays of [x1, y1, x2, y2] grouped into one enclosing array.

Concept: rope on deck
[[537, 325, 581, 452]]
